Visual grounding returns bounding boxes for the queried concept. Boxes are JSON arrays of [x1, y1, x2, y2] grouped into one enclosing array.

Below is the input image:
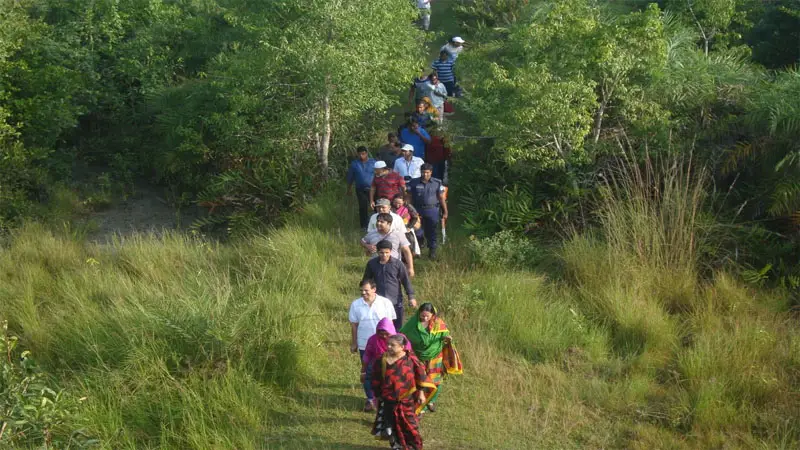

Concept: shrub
[[468, 230, 545, 269], [1, 321, 93, 448]]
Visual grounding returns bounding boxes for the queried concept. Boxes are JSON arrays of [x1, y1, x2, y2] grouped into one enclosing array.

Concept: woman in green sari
[[400, 302, 452, 412]]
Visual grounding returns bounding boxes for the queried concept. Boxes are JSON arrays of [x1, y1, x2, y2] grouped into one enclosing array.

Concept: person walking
[[431, 51, 457, 98], [393, 144, 425, 182], [361, 318, 412, 415], [363, 240, 417, 331], [441, 36, 465, 61], [367, 198, 406, 233], [361, 213, 415, 277], [370, 161, 406, 210], [407, 164, 448, 260], [399, 303, 452, 413], [377, 132, 402, 169], [408, 68, 430, 106], [392, 193, 422, 254], [398, 120, 431, 160], [417, 0, 431, 31], [349, 279, 397, 411], [411, 100, 435, 129], [424, 129, 451, 181], [346, 146, 376, 230], [370, 334, 436, 449]]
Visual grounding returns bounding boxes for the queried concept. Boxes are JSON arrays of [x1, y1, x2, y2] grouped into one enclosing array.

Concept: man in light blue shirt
[[422, 72, 449, 120]]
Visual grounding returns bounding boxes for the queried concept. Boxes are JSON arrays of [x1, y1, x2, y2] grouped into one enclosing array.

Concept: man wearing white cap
[[370, 160, 406, 210], [441, 36, 465, 61], [393, 144, 425, 182]]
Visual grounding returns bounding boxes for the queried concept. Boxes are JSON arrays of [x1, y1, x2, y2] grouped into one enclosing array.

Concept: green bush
[[468, 230, 545, 269], [1, 321, 93, 448]]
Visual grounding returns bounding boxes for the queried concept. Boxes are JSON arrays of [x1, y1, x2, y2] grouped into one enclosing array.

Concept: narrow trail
[[264, 2, 482, 448]]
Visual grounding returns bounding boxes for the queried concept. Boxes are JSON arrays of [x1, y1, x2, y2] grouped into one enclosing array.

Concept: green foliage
[[467, 230, 545, 269], [1, 321, 93, 448], [0, 0, 427, 231]]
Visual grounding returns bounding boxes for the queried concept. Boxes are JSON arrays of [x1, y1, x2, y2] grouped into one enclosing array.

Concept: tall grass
[[0, 214, 350, 447]]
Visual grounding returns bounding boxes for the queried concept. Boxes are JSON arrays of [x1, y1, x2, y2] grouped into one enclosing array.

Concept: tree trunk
[[317, 93, 331, 174], [593, 86, 610, 144], [592, 100, 606, 144]]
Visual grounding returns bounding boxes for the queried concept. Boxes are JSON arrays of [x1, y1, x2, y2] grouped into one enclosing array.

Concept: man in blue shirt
[[398, 120, 431, 160], [407, 163, 448, 260], [347, 146, 376, 230]]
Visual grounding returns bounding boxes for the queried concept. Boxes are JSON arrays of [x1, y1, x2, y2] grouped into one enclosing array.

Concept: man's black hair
[[360, 278, 376, 289], [421, 163, 434, 172], [357, 146, 368, 153], [376, 212, 393, 224], [376, 239, 393, 251]]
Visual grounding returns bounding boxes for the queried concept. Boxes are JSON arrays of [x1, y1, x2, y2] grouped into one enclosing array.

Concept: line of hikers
[[345, 35, 467, 450]]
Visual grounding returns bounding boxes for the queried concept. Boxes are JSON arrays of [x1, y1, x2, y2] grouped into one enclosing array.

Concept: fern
[[769, 181, 800, 217]]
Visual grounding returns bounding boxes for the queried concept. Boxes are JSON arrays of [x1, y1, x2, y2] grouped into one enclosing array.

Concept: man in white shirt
[[362, 213, 415, 277], [367, 198, 405, 233], [393, 144, 424, 181], [417, 0, 431, 31], [349, 278, 396, 411], [441, 36, 465, 60]]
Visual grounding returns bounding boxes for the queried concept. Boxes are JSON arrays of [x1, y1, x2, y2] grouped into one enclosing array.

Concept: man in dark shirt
[[363, 240, 417, 331], [377, 132, 402, 169], [407, 164, 448, 260]]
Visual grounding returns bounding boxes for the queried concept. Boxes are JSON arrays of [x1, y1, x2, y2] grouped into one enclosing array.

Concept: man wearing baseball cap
[[393, 144, 425, 182], [370, 160, 406, 210], [367, 198, 406, 233], [441, 36, 465, 61]]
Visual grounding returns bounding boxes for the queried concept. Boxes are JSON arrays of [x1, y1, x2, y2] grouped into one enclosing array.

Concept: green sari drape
[[400, 309, 450, 361]]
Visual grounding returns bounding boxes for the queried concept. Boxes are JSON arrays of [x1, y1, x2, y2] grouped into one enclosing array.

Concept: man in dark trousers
[[346, 146, 376, 230], [363, 240, 417, 331], [407, 163, 448, 260]]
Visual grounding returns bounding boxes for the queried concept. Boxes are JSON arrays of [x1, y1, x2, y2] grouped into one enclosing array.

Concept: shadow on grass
[[264, 437, 383, 450]]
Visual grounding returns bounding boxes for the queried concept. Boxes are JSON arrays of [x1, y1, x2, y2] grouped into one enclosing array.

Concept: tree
[[665, 0, 736, 55]]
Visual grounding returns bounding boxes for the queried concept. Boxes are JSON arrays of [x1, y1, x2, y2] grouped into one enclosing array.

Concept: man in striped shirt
[[431, 50, 456, 97]]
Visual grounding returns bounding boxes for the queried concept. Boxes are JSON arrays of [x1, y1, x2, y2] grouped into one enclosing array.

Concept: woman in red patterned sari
[[371, 334, 437, 450]]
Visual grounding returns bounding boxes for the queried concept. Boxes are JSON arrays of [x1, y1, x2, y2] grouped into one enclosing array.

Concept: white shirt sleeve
[[348, 301, 358, 323]]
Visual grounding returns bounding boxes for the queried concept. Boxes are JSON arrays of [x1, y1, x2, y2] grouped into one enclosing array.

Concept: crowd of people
[[345, 33, 466, 450]]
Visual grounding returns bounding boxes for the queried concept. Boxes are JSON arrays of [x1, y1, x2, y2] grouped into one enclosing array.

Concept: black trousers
[[355, 187, 371, 229]]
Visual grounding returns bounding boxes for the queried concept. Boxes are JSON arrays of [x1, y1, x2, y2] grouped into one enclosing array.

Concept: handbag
[[443, 101, 454, 113], [442, 341, 463, 375]]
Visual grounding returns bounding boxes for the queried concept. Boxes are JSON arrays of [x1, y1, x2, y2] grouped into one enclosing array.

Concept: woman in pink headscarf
[[361, 317, 411, 412]]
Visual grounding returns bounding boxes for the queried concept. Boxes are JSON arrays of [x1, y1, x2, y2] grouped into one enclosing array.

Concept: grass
[[3, 171, 799, 448]]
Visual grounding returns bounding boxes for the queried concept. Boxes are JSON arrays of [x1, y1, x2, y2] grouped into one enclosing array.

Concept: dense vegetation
[[0, 0, 426, 230], [1, 0, 799, 448], [454, 0, 800, 287]]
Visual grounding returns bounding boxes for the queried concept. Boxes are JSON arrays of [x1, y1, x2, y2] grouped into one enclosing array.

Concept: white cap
[[452, 36, 465, 44], [401, 144, 414, 152], [374, 161, 387, 169]]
